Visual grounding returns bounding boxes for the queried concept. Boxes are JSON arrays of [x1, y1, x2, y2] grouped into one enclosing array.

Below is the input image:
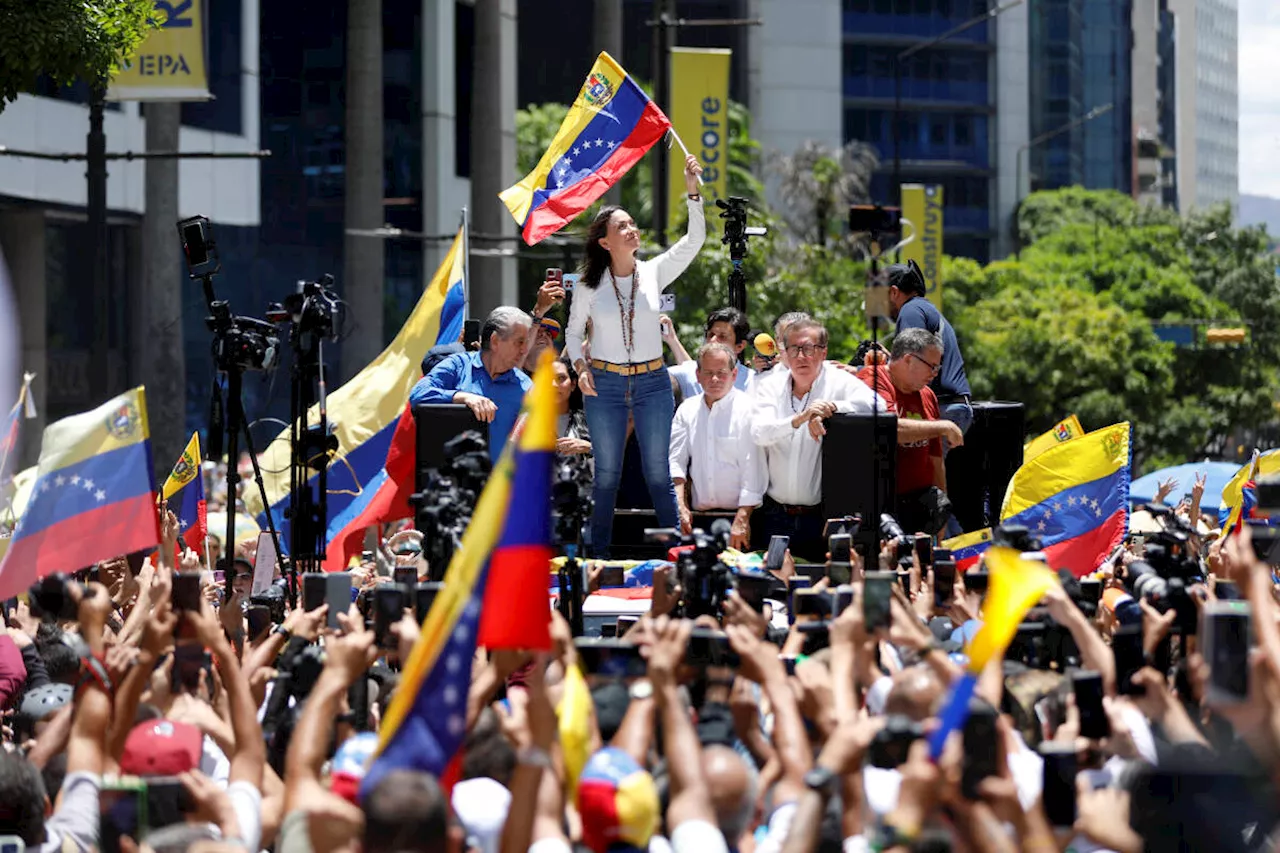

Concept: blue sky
[[1241, 0, 1276, 197]]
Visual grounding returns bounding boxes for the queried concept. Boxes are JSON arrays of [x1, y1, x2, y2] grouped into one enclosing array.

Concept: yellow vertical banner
[[668, 48, 732, 225], [900, 184, 945, 309], [108, 0, 210, 101]]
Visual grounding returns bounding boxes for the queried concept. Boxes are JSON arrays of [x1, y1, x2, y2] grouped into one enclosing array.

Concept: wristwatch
[[803, 765, 839, 797], [517, 746, 553, 768], [688, 193, 701, 201], [271, 624, 293, 640], [629, 680, 654, 701]]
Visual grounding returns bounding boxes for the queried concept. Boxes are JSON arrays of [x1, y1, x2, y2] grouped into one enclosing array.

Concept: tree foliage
[[948, 189, 1280, 471], [0, 0, 159, 108]]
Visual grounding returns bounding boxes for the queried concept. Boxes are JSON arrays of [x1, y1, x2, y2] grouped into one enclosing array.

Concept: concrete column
[[470, 0, 518, 316], [595, 0, 625, 206], [993, 0, 1030, 260], [140, 103, 186, 469], [342, 0, 386, 380], [0, 210, 47, 470], [421, 0, 459, 284]]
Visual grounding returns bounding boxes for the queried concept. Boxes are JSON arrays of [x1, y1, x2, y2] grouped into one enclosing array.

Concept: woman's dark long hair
[[559, 356, 584, 412], [579, 205, 623, 290]]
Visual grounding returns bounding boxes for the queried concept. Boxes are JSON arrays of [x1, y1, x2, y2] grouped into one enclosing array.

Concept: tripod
[[210, 366, 291, 604], [286, 317, 334, 580]]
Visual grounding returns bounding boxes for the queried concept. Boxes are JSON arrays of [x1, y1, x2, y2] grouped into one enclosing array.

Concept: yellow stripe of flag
[[1001, 422, 1130, 519], [38, 386, 150, 475]]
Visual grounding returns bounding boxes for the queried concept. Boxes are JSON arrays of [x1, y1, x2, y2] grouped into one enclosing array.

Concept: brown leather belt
[[589, 357, 665, 376]]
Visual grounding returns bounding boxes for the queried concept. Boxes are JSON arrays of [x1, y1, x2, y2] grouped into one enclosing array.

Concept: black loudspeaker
[[411, 403, 485, 490], [944, 401, 1025, 533], [822, 413, 898, 551]]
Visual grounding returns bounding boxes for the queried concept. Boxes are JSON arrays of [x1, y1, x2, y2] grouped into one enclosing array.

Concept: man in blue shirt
[[669, 306, 754, 398], [886, 262, 974, 438], [409, 306, 533, 460]]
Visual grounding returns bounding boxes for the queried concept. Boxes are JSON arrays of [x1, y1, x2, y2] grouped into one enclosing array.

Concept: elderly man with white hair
[[410, 305, 533, 460]]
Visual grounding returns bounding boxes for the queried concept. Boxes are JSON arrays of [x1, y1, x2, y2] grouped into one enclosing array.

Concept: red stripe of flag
[[0, 492, 159, 599], [521, 102, 671, 245], [1043, 508, 1127, 578]]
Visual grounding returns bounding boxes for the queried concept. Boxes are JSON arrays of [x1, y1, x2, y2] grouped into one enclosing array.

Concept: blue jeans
[[583, 367, 679, 557]]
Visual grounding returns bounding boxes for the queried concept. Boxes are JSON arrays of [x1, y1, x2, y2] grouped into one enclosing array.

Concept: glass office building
[[840, 0, 997, 263]]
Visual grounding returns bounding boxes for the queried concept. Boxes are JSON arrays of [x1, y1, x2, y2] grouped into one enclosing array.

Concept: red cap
[[119, 719, 202, 776]]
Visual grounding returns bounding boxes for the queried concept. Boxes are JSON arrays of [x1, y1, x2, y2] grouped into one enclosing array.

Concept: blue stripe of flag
[[1003, 468, 1128, 549], [16, 442, 154, 542]]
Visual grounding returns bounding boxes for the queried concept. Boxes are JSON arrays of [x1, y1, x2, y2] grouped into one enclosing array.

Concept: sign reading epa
[[108, 0, 210, 102]]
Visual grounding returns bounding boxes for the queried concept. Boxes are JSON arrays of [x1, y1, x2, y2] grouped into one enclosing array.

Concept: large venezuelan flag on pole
[[999, 422, 1131, 578], [500, 52, 672, 245], [359, 369, 560, 795], [246, 230, 466, 552], [477, 351, 557, 651], [0, 388, 159, 599]]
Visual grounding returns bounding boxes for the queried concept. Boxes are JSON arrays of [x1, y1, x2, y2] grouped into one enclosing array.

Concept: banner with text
[[901, 183, 944, 310], [109, 0, 210, 101], [668, 47, 731, 225]]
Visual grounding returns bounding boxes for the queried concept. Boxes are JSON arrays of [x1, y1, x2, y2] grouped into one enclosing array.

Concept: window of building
[[454, 0, 474, 178], [181, 0, 244, 135], [955, 115, 972, 146]]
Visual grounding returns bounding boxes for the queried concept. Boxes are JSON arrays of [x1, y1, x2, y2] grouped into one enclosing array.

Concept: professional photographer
[[409, 305, 533, 461], [855, 328, 962, 536], [884, 261, 973, 440]]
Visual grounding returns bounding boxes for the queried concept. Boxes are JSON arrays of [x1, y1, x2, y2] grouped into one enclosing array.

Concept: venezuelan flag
[[943, 527, 992, 572], [1023, 414, 1084, 463], [500, 52, 672, 245], [0, 373, 35, 490], [999, 422, 1131, 578], [436, 235, 466, 347], [360, 407, 522, 798], [161, 432, 207, 553], [927, 546, 1059, 757], [246, 229, 466, 556], [477, 351, 557, 651], [0, 388, 159, 599], [1219, 449, 1280, 535]]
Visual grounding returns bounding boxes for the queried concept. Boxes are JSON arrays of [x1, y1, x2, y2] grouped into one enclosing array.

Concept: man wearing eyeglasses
[[669, 343, 766, 549], [886, 261, 973, 439], [857, 328, 962, 534], [749, 319, 884, 559]]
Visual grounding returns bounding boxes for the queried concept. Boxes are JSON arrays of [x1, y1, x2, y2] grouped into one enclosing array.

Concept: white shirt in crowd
[[565, 199, 706, 366], [749, 364, 883, 506], [669, 386, 767, 511]]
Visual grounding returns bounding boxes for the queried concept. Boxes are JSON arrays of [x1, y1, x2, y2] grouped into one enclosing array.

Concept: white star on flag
[[54, 475, 65, 487], [1067, 496, 1077, 506], [582, 140, 593, 149], [572, 146, 580, 156], [595, 138, 604, 146], [95, 489, 106, 502], [70, 475, 80, 485], [82, 478, 94, 491], [1037, 520, 1047, 531], [607, 140, 616, 149]]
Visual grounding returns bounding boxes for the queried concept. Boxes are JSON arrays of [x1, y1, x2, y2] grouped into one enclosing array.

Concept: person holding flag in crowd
[[161, 431, 208, 557]]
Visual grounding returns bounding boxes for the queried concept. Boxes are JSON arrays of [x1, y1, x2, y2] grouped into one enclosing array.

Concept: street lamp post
[[1014, 102, 1114, 255], [892, 0, 1024, 207]]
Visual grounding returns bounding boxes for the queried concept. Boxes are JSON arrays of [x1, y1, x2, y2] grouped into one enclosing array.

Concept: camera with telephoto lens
[[646, 521, 734, 619], [993, 523, 1042, 553], [265, 275, 344, 342], [411, 432, 491, 580], [251, 586, 287, 624], [263, 642, 327, 774], [879, 513, 912, 557], [552, 453, 593, 545], [1123, 506, 1202, 634]]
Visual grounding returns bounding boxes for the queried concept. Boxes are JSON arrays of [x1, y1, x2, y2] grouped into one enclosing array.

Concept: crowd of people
[[3, 153, 1273, 853]]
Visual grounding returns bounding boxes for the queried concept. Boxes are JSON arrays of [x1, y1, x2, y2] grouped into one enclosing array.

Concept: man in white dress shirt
[[669, 343, 767, 550], [749, 318, 883, 559]]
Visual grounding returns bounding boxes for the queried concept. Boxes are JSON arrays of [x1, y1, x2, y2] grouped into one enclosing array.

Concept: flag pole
[[461, 207, 471, 317], [665, 129, 704, 186]]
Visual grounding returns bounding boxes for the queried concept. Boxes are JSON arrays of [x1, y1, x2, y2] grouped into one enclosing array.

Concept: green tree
[[768, 140, 879, 247], [0, 0, 159, 108]]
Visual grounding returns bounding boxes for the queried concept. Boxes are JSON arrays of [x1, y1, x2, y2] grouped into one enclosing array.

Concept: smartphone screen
[[324, 573, 352, 630], [374, 586, 407, 650], [765, 535, 789, 573], [99, 779, 148, 853], [575, 638, 647, 678], [302, 573, 327, 613], [1039, 743, 1078, 827], [1072, 670, 1110, 739], [828, 534, 852, 585], [961, 699, 1000, 799], [246, 605, 272, 641], [171, 573, 202, 613], [735, 573, 772, 613], [463, 319, 481, 348], [1203, 601, 1251, 704], [933, 559, 957, 609], [415, 582, 444, 625], [965, 569, 989, 596], [598, 566, 625, 587], [1215, 580, 1241, 601], [393, 566, 418, 589], [1113, 623, 1145, 696], [793, 589, 834, 620], [686, 628, 740, 668], [787, 576, 812, 624], [1079, 577, 1102, 606], [863, 571, 894, 631], [914, 534, 932, 566]]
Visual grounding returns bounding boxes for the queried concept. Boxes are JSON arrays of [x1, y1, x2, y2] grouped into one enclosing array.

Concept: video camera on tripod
[[646, 520, 734, 619], [411, 431, 491, 581], [715, 196, 767, 314]]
